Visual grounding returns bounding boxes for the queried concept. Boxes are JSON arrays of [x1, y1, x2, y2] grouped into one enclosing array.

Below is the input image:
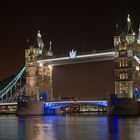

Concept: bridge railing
[[44, 100, 108, 107]]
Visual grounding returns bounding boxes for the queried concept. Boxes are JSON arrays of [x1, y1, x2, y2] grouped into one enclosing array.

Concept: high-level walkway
[[37, 50, 115, 66]]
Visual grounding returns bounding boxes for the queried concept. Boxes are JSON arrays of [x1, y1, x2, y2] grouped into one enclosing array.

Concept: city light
[[39, 62, 43, 67], [0, 102, 17, 106], [127, 14, 131, 23], [136, 66, 140, 71], [48, 65, 53, 70]]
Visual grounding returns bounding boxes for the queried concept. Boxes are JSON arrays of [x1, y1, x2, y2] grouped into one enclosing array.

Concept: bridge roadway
[[0, 100, 107, 114], [44, 100, 108, 107], [37, 50, 115, 66], [0, 100, 107, 107]]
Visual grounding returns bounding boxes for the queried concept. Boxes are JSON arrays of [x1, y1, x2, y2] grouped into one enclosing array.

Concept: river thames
[[0, 114, 140, 140]]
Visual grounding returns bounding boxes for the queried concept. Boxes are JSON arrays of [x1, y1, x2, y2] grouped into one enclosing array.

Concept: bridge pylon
[[25, 31, 53, 101], [114, 15, 140, 99]]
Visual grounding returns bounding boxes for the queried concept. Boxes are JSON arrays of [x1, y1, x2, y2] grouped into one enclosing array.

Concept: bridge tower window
[[119, 43, 127, 51], [120, 73, 128, 80], [119, 60, 128, 68], [119, 83, 128, 94]]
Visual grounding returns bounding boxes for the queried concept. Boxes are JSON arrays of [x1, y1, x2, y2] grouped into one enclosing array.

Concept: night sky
[[0, 1, 140, 99]]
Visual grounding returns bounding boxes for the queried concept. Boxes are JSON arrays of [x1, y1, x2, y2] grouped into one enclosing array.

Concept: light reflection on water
[[0, 114, 140, 140]]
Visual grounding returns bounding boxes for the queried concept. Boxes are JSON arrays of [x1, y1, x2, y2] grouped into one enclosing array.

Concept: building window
[[119, 60, 128, 68], [119, 83, 128, 94], [120, 73, 128, 80], [119, 43, 127, 51], [119, 61, 122, 67], [136, 66, 140, 71], [122, 61, 125, 67], [119, 50, 127, 57]]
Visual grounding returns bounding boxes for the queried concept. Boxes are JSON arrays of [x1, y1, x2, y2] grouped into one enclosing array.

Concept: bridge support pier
[[17, 46, 53, 116]]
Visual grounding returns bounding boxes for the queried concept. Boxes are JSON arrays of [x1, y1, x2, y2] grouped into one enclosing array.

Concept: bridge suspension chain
[[0, 67, 26, 102]]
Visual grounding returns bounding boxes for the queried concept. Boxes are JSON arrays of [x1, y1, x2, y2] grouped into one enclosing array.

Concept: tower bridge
[[1, 15, 140, 115], [24, 31, 116, 102]]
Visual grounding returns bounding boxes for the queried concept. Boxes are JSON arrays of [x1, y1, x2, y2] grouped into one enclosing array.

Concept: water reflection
[[0, 114, 140, 140], [108, 116, 140, 140]]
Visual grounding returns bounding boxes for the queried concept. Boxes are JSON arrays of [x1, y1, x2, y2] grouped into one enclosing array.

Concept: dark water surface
[[0, 114, 140, 140]]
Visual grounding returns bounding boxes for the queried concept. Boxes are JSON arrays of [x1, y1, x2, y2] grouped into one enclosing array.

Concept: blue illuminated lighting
[[44, 101, 107, 107], [44, 100, 108, 115], [122, 99, 126, 105], [77, 101, 108, 106], [19, 116, 24, 124], [111, 96, 118, 106], [40, 92, 48, 101], [134, 88, 139, 98], [0, 67, 26, 98], [113, 116, 119, 140], [114, 100, 118, 105]]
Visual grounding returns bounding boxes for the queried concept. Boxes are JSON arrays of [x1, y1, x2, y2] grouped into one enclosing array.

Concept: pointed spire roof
[[120, 31, 126, 41], [30, 45, 34, 49], [38, 45, 47, 59], [138, 27, 140, 39], [124, 14, 134, 35], [29, 47, 35, 56], [47, 41, 53, 56], [36, 30, 44, 50], [39, 41, 54, 59], [49, 41, 52, 51], [37, 30, 41, 38], [115, 24, 120, 36], [137, 27, 140, 44]]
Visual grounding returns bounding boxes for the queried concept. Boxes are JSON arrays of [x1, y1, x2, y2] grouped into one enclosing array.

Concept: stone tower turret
[[114, 15, 140, 99]]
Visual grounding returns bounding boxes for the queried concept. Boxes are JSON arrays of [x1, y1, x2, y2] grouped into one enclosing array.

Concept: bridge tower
[[114, 15, 140, 99], [25, 31, 53, 101], [25, 46, 40, 100]]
